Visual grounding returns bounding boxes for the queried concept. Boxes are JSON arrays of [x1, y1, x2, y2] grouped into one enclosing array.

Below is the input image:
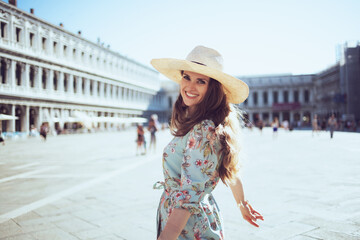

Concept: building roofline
[[0, 1, 157, 73]]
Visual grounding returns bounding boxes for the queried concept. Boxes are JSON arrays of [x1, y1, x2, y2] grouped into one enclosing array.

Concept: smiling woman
[[180, 71, 210, 113], [151, 46, 263, 240]]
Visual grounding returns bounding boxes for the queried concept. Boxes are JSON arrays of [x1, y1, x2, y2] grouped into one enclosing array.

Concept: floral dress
[[154, 120, 224, 239]]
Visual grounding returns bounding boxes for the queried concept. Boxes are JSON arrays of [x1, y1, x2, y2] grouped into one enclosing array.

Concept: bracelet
[[237, 200, 248, 208]]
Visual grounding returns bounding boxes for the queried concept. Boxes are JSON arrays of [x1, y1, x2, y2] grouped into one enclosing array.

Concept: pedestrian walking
[[328, 114, 337, 139], [39, 123, 48, 141], [271, 117, 279, 139], [151, 45, 263, 240], [136, 124, 146, 155], [312, 114, 320, 137], [148, 114, 159, 153]]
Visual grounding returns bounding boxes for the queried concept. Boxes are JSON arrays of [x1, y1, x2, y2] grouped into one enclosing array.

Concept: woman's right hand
[[239, 201, 264, 227]]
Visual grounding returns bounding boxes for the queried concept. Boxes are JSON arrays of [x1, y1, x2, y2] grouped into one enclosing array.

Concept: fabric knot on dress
[[153, 181, 165, 190]]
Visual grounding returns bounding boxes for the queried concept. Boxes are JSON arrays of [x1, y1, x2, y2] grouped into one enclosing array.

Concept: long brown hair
[[170, 74, 243, 185]]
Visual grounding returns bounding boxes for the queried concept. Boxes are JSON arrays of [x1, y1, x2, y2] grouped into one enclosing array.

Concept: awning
[[0, 114, 18, 120]]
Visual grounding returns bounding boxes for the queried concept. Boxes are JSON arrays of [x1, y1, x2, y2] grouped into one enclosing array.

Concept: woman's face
[[180, 71, 210, 112]]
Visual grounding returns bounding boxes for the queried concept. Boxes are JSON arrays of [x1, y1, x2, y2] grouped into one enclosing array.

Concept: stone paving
[[0, 127, 359, 239]]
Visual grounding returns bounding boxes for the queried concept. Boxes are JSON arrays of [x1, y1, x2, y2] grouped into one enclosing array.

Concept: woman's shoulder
[[191, 120, 216, 136]]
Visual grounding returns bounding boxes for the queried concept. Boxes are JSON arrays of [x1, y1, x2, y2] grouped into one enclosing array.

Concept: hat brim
[[151, 58, 249, 104]]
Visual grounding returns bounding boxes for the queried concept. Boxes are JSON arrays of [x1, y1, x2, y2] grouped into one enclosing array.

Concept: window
[[42, 37, 47, 51], [63, 45, 67, 57], [304, 90, 309, 103], [253, 92, 258, 105], [82, 78, 85, 94], [0, 21, 7, 38], [273, 91, 278, 103], [29, 67, 35, 87], [73, 76, 77, 93], [73, 49, 76, 59], [81, 52, 85, 62], [263, 92, 268, 105], [42, 69, 47, 89], [53, 41, 57, 54], [283, 90, 289, 103], [89, 80, 93, 95], [1, 59, 7, 84], [53, 72, 58, 91], [64, 74, 68, 92], [15, 63, 21, 85], [294, 90, 299, 102], [168, 96, 172, 108], [29, 33, 34, 47], [15, 27, 21, 43]]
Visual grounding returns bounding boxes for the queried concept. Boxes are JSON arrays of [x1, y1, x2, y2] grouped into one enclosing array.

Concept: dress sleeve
[[173, 120, 220, 214]]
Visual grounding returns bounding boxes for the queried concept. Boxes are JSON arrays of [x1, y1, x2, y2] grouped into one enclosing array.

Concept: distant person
[[312, 114, 319, 136], [282, 120, 289, 131], [271, 117, 279, 138], [39, 123, 48, 141], [30, 125, 38, 137], [328, 114, 337, 139], [136, 124, 146, 155], [257, 119, 264, 134], [0, 130, 5, 145], [148, 114, 159, 153]]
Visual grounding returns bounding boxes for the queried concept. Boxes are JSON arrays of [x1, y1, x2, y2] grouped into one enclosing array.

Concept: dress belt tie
[[153, 181, 165, 190]]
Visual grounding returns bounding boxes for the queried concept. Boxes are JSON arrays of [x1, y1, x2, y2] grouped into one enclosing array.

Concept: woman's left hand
[[239, 201, 264, 227]]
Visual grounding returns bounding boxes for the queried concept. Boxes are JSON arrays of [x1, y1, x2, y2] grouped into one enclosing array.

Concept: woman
[[151, 46, 263, 240], [136, 124, 146, 155]]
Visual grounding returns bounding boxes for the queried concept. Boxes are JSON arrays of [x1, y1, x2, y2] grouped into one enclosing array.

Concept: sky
[[9, 0, 360, 77]]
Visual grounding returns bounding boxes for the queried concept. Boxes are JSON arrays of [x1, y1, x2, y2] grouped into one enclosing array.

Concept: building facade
[[0, 1, 163, 137], [238, 74, 315, 126], [314, 63, 342, 120]]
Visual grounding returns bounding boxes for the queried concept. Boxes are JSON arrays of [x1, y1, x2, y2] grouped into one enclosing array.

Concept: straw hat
[[150, 45, 249, 104]]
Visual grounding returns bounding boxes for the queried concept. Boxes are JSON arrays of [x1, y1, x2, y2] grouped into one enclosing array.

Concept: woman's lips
[[185, 91, 198, 98]]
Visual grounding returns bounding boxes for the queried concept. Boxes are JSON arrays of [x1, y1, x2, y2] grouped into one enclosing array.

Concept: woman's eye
[[183, 75, 190, 80], [198, 80, 206, 84]]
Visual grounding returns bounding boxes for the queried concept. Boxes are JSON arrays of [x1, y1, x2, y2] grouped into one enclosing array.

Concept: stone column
[[58, 72, 64, 92], [68, 74, 74, 94], [111, 85, 116, 99], [24, 105, 30, 135], [92, 80, 98, 97], [84, 78, 90, 96], [289, 89, 294, 103], [47, 69, 53, 91], [99, 82, 104, 99], [106, 84, 111, 99], [24, 63, 30, 88], [9, 59, 16, 88], [279, 89, 284, 103], [49, 108, 55, 135], [10, 105, 16, 132], [299, 88, 304, 103], [35, 66, 41, 89], [37, 106, 42, 130], [76, 76, 82, 96]]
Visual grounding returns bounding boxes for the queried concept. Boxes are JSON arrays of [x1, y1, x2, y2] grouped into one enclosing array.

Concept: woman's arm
[[229, 176, 264, 227], [158, 208, 191, 240]]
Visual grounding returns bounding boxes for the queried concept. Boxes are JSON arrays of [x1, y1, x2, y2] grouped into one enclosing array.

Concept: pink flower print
[[188, 137, 196, 149], [204, 160, 208, 165], [186, 178, 192, 185], [176, 192, 182, 198], [171, 148, 175, 153], [195, 159, 202, 166], [181, 190, 189, 196]]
